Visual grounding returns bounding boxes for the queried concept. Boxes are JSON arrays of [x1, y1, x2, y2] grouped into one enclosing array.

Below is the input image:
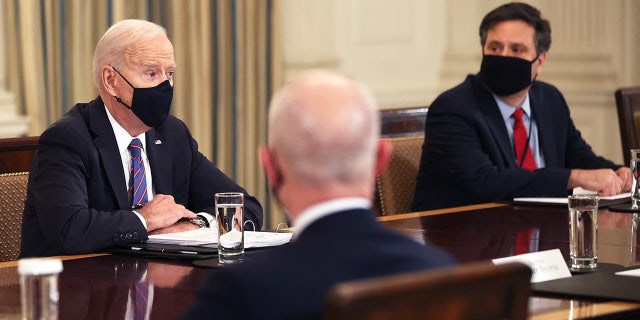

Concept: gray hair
[[267, 70, 379, 188], [92, 19, 168, 88]]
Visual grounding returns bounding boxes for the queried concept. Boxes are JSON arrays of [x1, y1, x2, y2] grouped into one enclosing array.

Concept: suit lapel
[[530, 88, 558, 167], [472, 77, 517, 167], [88, 99, 130, 209], [145, 129, 173, 195]]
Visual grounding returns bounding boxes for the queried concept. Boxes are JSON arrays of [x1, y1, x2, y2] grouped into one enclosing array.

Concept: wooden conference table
[[2, 202, 640, 319]]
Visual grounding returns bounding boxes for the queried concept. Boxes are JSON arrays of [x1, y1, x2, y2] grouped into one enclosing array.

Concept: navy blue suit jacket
[[412, 75, 620, 211], [20, 96, 263, 257], [182, 208, 455, 320]]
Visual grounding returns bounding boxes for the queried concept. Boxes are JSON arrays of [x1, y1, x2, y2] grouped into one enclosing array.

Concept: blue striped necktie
[[132, 282, 149, 320], [129, 138, 148, 207]]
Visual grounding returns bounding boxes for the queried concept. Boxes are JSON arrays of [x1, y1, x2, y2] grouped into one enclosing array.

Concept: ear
[[259, 146, 282, 189], [535, 51, 547, 75], [374, 139, 393, 177], [102, 66, 118, 96]]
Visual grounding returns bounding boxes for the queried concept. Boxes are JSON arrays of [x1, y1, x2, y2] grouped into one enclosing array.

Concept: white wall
[[279, 0, 640, 164]]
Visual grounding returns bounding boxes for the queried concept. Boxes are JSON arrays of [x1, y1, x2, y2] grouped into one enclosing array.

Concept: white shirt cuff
[[132, 210, 148, 229]]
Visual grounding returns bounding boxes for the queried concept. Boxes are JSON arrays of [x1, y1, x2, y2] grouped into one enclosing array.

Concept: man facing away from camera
[[183, 69, 455, 319]]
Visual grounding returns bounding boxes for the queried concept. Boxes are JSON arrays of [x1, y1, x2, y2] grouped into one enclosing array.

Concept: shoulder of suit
[[530, 80, 562, 95], [429, 75, 478, 111]]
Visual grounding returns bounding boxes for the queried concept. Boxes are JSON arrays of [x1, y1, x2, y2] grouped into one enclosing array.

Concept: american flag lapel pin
[[155, 139, 162, 145]]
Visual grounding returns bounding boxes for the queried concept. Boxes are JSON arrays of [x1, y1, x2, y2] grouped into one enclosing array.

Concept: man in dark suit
[[412, 2, 631, 211], [183, 70, 455, 320], [20, 19, 262, 258]]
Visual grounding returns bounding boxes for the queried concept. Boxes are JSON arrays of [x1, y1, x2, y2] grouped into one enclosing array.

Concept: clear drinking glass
[[18, 258, 63, 320], [568, 194, 598, 272], [215, 192, 245, 264], [631, 149, 640, 208]]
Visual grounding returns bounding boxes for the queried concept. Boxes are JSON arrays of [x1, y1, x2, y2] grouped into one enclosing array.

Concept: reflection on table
[[0, 254, 212, 320], [1, 203, 640, 319], [379, 203, 640, 319]]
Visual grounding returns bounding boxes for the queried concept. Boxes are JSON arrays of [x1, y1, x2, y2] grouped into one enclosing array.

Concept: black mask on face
[[478, 55, 539, 96], [112, 67, 173, 128]]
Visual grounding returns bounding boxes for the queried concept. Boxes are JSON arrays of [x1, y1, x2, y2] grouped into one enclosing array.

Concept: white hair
[[268, 69, 379, 188], [92, 19, 168, 88]]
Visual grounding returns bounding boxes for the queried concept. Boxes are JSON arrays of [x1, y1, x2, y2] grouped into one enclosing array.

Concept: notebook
[[107, 229, 293, 260], [512, 192, 631, 208], [106, 242, 219, 260]]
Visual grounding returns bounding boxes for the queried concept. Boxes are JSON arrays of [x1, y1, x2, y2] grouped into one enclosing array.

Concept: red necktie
[[515, 230, 531, 255], [512, 108, 537, 170]]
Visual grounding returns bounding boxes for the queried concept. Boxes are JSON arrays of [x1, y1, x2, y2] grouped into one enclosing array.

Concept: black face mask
[[112, 67, 173, 128], [478, 55, 539, 96]]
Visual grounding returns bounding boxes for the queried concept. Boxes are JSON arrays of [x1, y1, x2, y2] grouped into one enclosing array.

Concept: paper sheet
[[492, 249, 571, 283], [615, 268, 640, 278], [513, 192, 631, 205], [148, 227, 293, 249]]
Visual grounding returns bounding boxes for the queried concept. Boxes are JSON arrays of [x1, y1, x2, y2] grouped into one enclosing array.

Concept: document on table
[[492, 249, 571, 283], [513, 192, 631, 207], [615, 268, 640, 278], [147, 227, 293, 249]]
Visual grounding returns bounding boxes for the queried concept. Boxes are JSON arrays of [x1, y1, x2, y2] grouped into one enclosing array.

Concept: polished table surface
[[380, 203, 640, 319], [0, 254, 213, 319], [1, 203, 640, 319]]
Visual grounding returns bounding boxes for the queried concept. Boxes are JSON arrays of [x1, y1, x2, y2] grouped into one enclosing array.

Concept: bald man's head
[[267, 70, 379, 188]]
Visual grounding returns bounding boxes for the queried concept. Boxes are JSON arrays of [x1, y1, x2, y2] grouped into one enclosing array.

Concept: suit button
[[132, 232, 139, 240]]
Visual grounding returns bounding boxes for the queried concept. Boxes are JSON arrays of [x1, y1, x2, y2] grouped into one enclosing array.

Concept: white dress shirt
[[293, 197, 371, 239], [105, 105, 214, 229], [105, 105, 154, 227], [494, 93, 546, 168]]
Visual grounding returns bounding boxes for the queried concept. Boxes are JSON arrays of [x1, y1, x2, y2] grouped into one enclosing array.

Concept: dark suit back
[[182, 209, 455, 320]]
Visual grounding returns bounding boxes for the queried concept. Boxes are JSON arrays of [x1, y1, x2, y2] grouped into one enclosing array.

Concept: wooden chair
[[0, 136, 39, 173], [380, 106, 428, 138], [325, 261, 532, 320], [376, 136, 424, 216], [615, 87, 640, 165], [0, 172, 30, 261], [0, 136, 38, 262]]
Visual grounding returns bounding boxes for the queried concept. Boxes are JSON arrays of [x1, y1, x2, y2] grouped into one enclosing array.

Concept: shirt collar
[[494, 93, 532, 121], [293, 197, 371, 239], [104, 105, 147, 152]]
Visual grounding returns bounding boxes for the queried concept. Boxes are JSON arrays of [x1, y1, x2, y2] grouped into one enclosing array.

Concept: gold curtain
[[2, 0, 283, 228]]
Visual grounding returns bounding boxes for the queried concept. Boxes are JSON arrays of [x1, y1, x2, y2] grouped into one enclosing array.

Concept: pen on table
[[130, 246, 199, 255]]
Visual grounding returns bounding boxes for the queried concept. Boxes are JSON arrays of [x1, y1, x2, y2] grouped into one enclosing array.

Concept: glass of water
[[631, 149, 640, 208], [215, 192, 245, 264], [18, 258, 63, 320], [568, 194, 599, 272]]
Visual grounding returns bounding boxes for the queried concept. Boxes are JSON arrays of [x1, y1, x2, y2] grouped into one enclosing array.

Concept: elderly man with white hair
[[20, 19, 263, 258], [183, 69, 455, 320]]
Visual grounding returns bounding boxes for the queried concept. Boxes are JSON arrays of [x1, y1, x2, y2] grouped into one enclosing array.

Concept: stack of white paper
[[147, 227, 293, 249], [513, 192, 630, 204], [615, 268, 640, 278]]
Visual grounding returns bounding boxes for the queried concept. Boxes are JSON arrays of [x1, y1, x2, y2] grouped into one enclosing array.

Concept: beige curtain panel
[[2, 0, 285, 228]]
